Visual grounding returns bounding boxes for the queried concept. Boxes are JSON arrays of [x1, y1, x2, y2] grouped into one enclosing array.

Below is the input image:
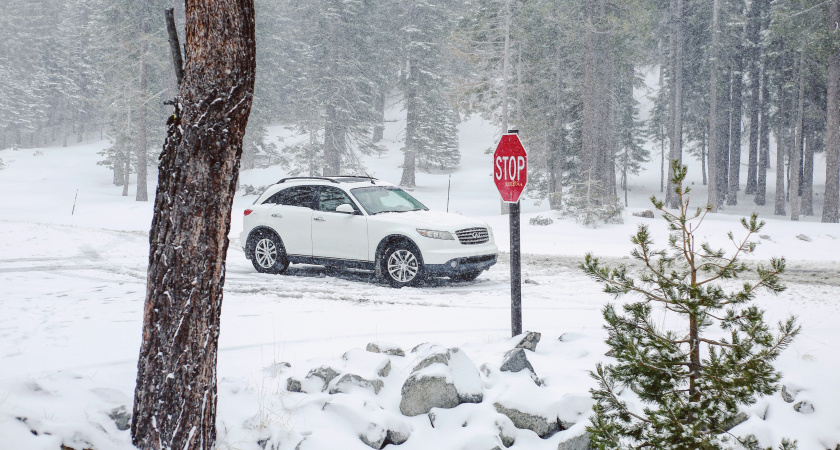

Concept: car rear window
[[264, 185, 317, 208]]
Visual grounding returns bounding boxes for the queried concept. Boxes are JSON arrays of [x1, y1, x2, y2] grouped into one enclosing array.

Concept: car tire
[[450, 270, 482, 282], [382, 243, 423, 288], [249, 230, 289, 274]]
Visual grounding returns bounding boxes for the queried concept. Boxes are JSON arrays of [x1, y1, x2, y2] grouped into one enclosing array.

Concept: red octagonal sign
[[493, 132, 528, 203]]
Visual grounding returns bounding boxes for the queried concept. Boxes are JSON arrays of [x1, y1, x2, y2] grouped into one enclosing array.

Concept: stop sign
[[493, 132, 528, 203]]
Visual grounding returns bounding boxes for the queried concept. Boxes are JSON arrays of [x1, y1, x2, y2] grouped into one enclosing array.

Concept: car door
[[264, 185, 316, 257], [311, 186, 369, 261]]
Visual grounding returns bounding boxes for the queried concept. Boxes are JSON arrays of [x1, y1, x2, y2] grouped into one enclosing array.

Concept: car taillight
[[244, 209, 253, 216]]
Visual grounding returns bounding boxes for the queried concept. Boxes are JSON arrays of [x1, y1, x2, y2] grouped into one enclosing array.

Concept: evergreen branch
[[699, 338, 738, 349]]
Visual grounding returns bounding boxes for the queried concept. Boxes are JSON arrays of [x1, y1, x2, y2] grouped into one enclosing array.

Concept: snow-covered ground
[[1, 107, 839, 449]]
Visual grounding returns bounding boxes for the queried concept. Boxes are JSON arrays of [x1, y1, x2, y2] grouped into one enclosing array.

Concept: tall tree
[[744, 0, 766, 196], [399, 0, 460, 188], [823, 0, 840, 223], [707, 0, 722, 210], [666, 0, 684, 209], [130, 0, 256, 448], [727, 0, 746, 206]]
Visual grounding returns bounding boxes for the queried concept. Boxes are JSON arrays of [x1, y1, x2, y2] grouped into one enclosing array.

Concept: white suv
[[240, 176, 498, 287]]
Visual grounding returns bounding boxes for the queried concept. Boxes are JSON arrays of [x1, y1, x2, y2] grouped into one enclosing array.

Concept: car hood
[[369, 210, 490, 231]]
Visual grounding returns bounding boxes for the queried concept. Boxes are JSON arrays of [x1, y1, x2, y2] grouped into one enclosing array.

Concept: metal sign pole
[[510, 200, 522, 336]]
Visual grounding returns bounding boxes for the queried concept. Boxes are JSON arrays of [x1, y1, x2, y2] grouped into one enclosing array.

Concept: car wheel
[[450, 270, 482, 282], [249, 231, 289, 274], [382, 244, 423, 288]]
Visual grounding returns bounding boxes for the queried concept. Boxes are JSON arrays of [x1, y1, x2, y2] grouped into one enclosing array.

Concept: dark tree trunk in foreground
[[130, 0, 256, 448], [823, 0, 840, 223]]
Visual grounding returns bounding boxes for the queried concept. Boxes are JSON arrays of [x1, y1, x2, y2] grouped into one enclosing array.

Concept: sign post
[[493, 130, 527, 337]]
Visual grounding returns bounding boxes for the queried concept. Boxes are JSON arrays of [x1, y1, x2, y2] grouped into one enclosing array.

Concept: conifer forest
[[1, 0, 838, 223]]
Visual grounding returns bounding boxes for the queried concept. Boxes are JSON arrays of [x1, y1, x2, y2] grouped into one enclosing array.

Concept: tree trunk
[[802, 112, 815, 216], [791, 48, 805, 221], [701, 131, 707, 186], [728, 41, 744, 205], [136, 16, 149, 202], [130, 0, 256, 447], [666, 0, 684, 208], [323, 103, 344, 176], [582, 0, 613, 202], [548, 21, 564, 210], [774, 77, 787, 216], [744, 0, 763, 195], [707, 0, 720, 211], [400, 59, 418, 188], [755, 66, 769, 206], [823, 0, 840, 223], [372, 87, 385, 143]]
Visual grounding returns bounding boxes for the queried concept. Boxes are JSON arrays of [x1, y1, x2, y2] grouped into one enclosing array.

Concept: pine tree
[[583, 161, 800, 449], [399, 0, 461, 187]]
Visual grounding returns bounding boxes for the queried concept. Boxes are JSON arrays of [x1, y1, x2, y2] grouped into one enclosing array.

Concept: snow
[[1, 105, 839, 449]]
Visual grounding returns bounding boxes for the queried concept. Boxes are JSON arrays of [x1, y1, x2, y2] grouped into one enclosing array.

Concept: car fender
[[245, 226, 286, 259], [375, 234, 424, 267]]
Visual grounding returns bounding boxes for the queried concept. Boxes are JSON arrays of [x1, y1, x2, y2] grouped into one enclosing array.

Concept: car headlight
[[417, 229, 455, 240]]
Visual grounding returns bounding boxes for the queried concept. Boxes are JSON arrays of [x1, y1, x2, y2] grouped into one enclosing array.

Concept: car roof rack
[[276, 175, 378, 184], [277, 176, 338, 184]]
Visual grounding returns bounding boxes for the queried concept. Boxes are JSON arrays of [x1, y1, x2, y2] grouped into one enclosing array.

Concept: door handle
[[271, 213, 283, 218], [313, 217, 326, 222]]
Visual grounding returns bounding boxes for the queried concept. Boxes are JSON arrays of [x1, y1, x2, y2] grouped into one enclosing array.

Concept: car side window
[[318, 186, 357, 213], [264, 186, 316, 208]]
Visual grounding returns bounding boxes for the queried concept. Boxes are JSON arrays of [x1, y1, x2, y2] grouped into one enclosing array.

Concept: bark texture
[[130, 0, 256, 448]]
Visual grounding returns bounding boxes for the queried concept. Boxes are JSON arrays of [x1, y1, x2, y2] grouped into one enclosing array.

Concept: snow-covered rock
[[399, 347, 483, 416], [304, 365, 341, 392], [500, 348, 542, 385], [511, 331, 542, 352], [330, 373, 384, 395], [366, 341, 405, 357]]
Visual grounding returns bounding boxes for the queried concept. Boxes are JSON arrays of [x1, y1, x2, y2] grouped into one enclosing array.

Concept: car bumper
[[425, 253, 497, 276]]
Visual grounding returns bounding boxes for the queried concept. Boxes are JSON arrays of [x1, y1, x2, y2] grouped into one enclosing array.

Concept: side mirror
[[336, 203, 355, 214]]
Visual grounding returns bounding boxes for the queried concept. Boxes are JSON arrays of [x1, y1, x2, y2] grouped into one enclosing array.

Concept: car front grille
[[456, 227, 490, 245]]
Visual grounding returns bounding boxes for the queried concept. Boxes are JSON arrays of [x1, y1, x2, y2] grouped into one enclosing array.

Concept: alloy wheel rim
[[255, 238, 278, 268], [387, 249, 418, 282]]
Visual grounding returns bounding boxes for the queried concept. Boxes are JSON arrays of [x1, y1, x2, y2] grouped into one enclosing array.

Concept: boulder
[[781, 385, 799, 403], [722, 412, 749, 431], [796, 234, 812, 242], [495, 415, 517, 447], [493, 402, 561, 438], [286, 377, 302, 392], [512, 331, 542, 352], [263, 362, 291, 378], [304, 366, 340, 392], [794, 401, 815, 414], [400, 372, 460, 416], [342, 348, 392, 378], [500, 348, 541, 385], [632, 210, 655, 219], [107, 406, 131, 431], [329, 373, 384, 395], [529, 215, 554, 226], [557, 431, 591, 450], [399, 347, 482, 416], [366, 342, 405, 357]]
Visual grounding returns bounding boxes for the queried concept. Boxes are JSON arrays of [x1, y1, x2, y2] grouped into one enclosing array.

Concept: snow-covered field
[[1, 108, 839, 449]]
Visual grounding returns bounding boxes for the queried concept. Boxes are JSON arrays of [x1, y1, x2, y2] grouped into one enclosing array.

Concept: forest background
[[1, 0, 838, 223]]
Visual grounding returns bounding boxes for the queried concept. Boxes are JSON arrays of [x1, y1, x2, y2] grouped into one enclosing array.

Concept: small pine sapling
[[582, 162, 800, 449]]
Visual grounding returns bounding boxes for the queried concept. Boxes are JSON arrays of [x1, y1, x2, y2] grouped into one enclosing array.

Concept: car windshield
[[351, 186, 428, 215]]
